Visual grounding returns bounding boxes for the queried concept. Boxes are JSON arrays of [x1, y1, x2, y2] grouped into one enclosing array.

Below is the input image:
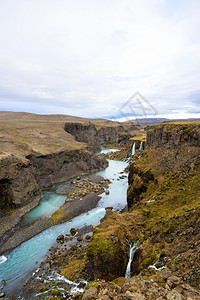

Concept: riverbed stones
[[56, 235, 64, 244], [70, 228, 77, 236], [56, 175, 110, 203], [1, 280, 6, 286], [0, 293, 5, 298]]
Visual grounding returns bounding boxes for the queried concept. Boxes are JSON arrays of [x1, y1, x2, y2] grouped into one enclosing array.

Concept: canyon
[[0, 113, 200, 299], [0, 112, 137, 240]]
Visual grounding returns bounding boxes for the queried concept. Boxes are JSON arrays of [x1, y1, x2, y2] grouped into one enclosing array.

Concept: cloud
[[0, 0, 200, 118]]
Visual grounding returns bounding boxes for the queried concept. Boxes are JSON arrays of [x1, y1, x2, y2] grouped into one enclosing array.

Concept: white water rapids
[[0, 255, 7, 265]]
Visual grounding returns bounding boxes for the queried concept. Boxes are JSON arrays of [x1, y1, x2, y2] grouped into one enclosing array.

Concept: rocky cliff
[[146, 122, 200, 148], [59, 121, 200, 294], [64, 122, 137, 151], [0, 113, 114, 238]]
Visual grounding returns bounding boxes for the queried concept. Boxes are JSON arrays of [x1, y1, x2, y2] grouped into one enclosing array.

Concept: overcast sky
[[0, 0, 200, 120]]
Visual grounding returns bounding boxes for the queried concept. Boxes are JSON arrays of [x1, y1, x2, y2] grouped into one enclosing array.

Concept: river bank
[[0, 174, 110, 255], [0, 151, 129, 298]]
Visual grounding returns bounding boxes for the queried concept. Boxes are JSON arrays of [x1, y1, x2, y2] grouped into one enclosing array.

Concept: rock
[[105, 190, 110, 195], [159, 268, 173, 280], [166, 290, 182, 300], [72, 292, 83, 299], [1, 280, 6, 286], [146, 123, 200, 149], [125, 290, 145, 299], [100, 207, 114, 223], [82, 286, 98, 299], [99, 295, 111, 300], [56, 235, 64, 243], [70, 228, 77, 236], [85, 235, 91, 241], [77, 281, 87, 289], [167, 275, 181, 288]]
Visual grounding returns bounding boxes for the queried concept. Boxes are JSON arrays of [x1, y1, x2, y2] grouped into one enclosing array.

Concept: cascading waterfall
[[125, 241, 140, 279], [139, 141, 143, 151], [131, 142, 136, 156]]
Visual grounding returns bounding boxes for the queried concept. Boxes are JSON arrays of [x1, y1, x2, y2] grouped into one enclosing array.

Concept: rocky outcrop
[[146, 122, 200, 149], [0, 149, 107, 210], [31, 149, 108, 187], [64, 122, 100, 150], [0, 154, 40, 208], [127, 165, 155, 209], [64, 122, 135, 151], [0, 149, 108, 238]]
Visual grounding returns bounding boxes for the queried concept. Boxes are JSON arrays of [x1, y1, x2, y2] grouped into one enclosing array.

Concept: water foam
[[0, 255, 7, 265]]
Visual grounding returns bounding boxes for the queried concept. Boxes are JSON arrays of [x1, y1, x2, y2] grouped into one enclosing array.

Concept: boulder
[[82, 286, 98, 299]]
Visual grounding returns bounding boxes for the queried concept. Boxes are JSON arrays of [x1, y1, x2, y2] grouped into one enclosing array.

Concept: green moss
[[50, 206, 65, 223], [61, 255, 87, 281], [51, 288, 61, 296], [38, 284, 47, 292], [148, 129, 154, 134], [111, 277, 129, 287], [86, 282, 101, 292], [142, 246, 159, 268]]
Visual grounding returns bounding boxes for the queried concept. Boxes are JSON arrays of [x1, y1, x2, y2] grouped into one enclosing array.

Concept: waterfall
[[131, 143, 136, 156], [125, 241, 140, 279], [139, 141, 143, 151]]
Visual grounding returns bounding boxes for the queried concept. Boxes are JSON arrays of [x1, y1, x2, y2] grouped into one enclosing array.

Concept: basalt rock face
[[64, 122, 100, 150], [31, 149, 108, 187], [0, 154, 40, 209], [64, 122, 133, 151], [146, 122, 200, 149], [128, 122, 200, 210], [0, 149, 107, 210], [127, 165, 155, 210], [98, 126, 119, 143], [125, 122, 200, 289]]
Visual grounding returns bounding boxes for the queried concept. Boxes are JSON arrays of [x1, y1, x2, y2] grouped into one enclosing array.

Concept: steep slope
[[58, 122, 200, 295]]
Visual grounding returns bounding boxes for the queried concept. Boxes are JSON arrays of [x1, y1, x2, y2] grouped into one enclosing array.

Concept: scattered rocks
[[56, 175, 111, 202], [78, 274, 200, 300], [70, 228, 77, 236], [56, 234, 65, 244]]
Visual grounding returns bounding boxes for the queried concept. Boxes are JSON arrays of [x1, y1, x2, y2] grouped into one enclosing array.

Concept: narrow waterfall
[[125, 241, 140, 279], [139, 141, 143, 151], [132, 143, 136, 156]]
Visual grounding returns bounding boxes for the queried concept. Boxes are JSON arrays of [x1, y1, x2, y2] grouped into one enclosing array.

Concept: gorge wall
[[146, 122, 200, 148], [0, 112, 139, 239], [64, 122, 138, 151], [1, 114, 131, 238], [67, 121, 200, 291]]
